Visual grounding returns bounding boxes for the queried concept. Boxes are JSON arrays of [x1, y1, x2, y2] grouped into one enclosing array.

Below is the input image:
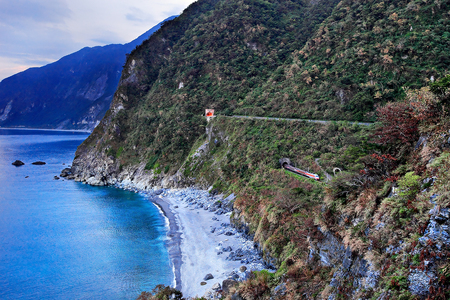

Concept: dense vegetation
[[140, 76, 450, 300], [181, 116, 371, 297], [72, 0, 450, 298], [245, 0, 450, 121], [83, 0, 342, 171]]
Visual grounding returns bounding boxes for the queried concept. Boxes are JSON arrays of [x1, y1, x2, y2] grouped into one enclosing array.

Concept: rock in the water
[[212, 283, 221, 291], [60, 168, 72, 177], [204, 273, 214, 280], [32, 161, 46, 165], [239, 266, 247, 272], [12, 160, 24, 166], [54, 176, 60, 180], [200, 281, 207, 286], [225, 231, 235, 236], [25, 176, 29, 178], [222, 279, 238, 294]]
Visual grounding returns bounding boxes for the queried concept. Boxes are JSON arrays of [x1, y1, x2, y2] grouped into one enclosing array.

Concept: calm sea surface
[[0, 129, 172, 299]]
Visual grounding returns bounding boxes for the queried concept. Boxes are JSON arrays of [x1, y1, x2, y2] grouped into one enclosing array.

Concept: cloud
[[0, 0, 71, 25], [0, 0, 77, 62], [0, 22, 81, 61], [126, 7, 153, 23]]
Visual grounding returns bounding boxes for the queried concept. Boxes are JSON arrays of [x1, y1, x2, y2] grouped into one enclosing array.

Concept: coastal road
[[222, 115, 374, 126]]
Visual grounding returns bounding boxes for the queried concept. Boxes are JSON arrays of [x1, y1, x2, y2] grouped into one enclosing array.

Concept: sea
[[0, 129, 172, 299]]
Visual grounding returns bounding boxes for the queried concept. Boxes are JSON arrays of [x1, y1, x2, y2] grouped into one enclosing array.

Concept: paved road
[[223, 115, 373, 126]]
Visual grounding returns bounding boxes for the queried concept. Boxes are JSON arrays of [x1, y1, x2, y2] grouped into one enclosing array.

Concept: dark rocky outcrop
[[60, 168, 72, 177], [12, 160, 24, 166], [31, 161, 46, 165], [203, 273, 214, 281]]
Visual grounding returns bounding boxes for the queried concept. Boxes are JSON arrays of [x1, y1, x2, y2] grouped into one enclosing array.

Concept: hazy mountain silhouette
[[0, 16, 176, 131]]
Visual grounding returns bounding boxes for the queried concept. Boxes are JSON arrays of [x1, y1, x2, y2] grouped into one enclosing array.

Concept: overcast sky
[[0, 0, 195, 81]]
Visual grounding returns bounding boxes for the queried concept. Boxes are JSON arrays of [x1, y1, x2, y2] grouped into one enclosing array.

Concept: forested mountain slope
[[244, 0, 450, 121], [76, 0, 342, 172], [71, 0, 450, 298]]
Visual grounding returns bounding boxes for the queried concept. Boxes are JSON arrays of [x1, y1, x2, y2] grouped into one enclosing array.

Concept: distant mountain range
[[0, 16, 177, 131]]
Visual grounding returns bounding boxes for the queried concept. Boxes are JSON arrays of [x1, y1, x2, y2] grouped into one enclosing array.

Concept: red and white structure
[[279, 158, 320, 181], [205, 109, 215, 121]]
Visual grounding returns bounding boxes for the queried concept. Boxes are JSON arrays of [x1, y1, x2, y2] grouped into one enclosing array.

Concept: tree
[[430, 74, 450, 109], [430, 74, 450, 98], [373, 101, 419, 146]]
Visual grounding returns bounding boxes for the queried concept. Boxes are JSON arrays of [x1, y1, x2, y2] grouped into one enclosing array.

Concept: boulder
[[12, 160, 24, 166], [274, 283, 287, 296], [54, 176, 60, 180], [60, 168, 72, 177], [239, 266, 247, 272], [204, 273, 214, 280], [154, 189, 164, 195], [222, 279, 238, 294], [230, 293, 244, 300], [212, 283, 221, 291], [200, 281, 207, 286], [32, 161, 46, 165]]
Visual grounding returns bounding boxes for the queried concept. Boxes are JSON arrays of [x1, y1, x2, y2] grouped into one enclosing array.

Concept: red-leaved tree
[[373, 102, 419, 146]]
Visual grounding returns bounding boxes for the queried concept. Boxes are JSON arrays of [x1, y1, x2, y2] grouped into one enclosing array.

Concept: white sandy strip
[[162, 195, 244, 298]]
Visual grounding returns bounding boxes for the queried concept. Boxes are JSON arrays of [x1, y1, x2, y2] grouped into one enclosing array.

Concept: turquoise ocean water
[[0, 129, 172, 299]]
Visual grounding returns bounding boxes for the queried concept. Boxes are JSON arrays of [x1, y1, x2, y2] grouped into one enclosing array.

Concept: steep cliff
[[70, 0, 450, 298], [72, 0, 342, 178]]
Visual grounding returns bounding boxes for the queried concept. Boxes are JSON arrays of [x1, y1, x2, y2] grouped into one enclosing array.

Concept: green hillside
[[83, 0, 341, 171], [72, 0, 450, 298], [243, 0, 450, 121]]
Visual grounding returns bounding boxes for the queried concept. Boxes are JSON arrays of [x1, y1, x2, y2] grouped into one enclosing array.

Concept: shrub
[[136, 285, 183, 300], [145, 155, 159, 170], [397, 172, 420, 201]]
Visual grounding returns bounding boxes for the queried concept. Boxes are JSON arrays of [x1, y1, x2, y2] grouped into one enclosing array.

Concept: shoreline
[[140, 188, 268, 298], [0, 127, 92, 133], [151, 196, 182, 290]]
